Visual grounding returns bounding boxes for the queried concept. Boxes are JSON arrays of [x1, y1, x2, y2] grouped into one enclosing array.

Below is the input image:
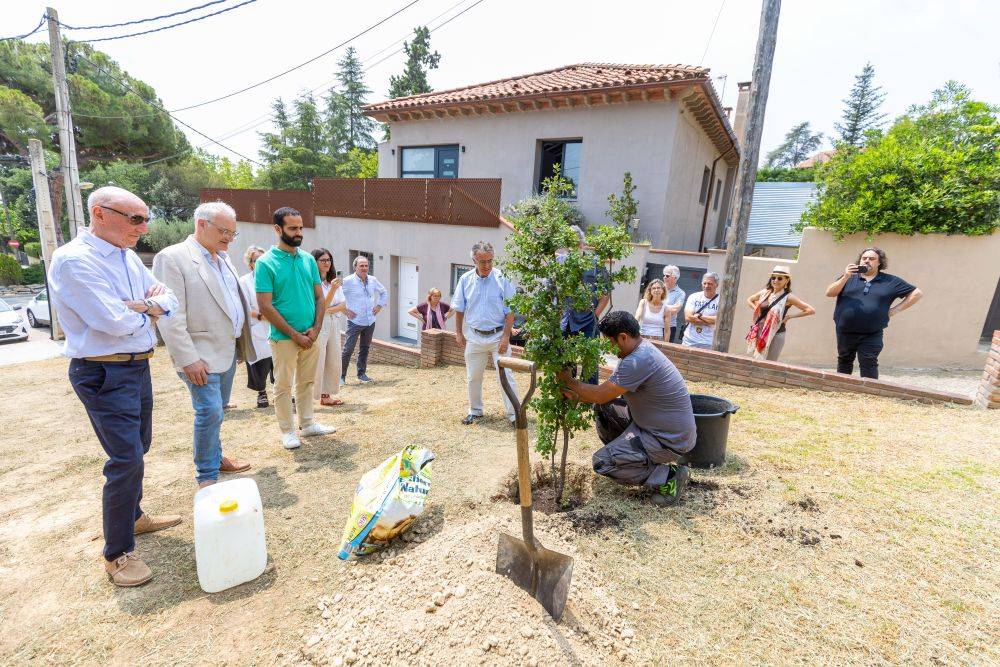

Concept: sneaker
[[256, 391, 269, 408], [282, 431, 302, 450], [461, 414, 483, 425], [357, 374, 374, 383], [105, 552, 152, 587], [300, 422, 337, 437], [134, 512, 182, 535], [339, 377, 346, 388], [652, 465, 690, 507]]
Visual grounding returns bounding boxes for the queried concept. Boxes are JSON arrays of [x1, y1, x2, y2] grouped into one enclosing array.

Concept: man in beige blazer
[[153, 202, 256, 488]]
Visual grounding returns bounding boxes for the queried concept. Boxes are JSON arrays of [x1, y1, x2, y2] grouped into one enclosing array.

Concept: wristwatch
[[143, 298, 156, 312]]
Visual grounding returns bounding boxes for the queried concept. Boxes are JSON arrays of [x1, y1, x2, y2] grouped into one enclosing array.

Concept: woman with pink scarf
[[745, 265, 815, 361], [409, 287, 454, 332]]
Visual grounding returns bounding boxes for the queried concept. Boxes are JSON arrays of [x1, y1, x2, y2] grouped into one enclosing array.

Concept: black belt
[[471, 326, 504, 336]]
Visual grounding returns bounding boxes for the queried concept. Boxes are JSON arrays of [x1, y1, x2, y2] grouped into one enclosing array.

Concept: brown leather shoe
[[105, 552, 152, 587], [220, 455, 251, 473], [134, 512, 182, 535]]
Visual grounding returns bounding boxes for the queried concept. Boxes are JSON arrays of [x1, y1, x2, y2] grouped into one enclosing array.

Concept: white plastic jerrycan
[[194, 478, 267, 593]]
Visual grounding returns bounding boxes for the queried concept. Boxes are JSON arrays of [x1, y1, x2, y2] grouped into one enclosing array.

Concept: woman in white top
[[239, 246, 274, 408], [311, 248, 348, 406], [635, 278, 669, 339]]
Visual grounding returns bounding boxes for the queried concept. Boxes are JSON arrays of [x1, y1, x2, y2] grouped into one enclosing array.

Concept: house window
[[450, 263, 474, 295], [349, 249, 375, 275], [713, 178, 722, 210], [698, 167, 711, 204], [537, 140, 582, 197], [400, 145, 459, 178]]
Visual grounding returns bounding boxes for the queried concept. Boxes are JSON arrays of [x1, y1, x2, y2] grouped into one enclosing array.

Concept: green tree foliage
[[0, 252, 22, 285], [0, 86, 47, 154], [20, 262, 45, 285], [23, 241, 40, 258], [503, 172, 635, 504], [801, 82, 999, 238], [0, 40, 188, 163], [336, 147, 378, 178], [332, 47, 376, 150], [605, 171, 639, 239], [388, 26, 440, 98], [835, 62, 886, 148], [139, 218, 194, 253], [755, 165, 816, 182], [765, 122, 824, 168], [258, 94, 337, 189]]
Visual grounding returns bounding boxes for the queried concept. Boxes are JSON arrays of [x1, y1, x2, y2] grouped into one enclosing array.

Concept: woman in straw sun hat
[[745, 265, 815, 361]]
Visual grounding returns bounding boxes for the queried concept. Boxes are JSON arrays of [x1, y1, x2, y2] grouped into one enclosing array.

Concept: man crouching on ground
[[556, 311, 695, 506]]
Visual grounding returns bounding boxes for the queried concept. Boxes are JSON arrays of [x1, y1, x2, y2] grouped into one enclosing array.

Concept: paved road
[[0, 320, 62, 367]]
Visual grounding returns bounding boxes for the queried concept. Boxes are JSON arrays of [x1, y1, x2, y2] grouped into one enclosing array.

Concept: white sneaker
[[282, 431, 301, 450], [300, 422, 336, 437]]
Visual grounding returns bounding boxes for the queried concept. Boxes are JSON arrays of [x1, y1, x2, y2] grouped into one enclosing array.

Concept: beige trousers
[[314, 314, 342, 399], [464, 328, 518, 419], [270, 338, 320, 433]]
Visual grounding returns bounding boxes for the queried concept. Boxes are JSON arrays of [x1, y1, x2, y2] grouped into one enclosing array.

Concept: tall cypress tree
[[388, 26, 441, 98], [835, 63, 887, 147], [334, 47, 376, 150]]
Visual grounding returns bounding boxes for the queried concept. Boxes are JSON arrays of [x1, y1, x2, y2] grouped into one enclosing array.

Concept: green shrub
[[0, 253, 23, 285], [137, 217, 194, 253], [20, 263, 45, 285], [801, 82, 1000, 238], [24, 241, 41, 258]]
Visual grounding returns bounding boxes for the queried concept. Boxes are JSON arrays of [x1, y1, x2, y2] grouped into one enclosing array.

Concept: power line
[[61, 0, 259, 43], [73, 51, 265, 167], [0, 15, 45, 42], [169, 0, 423, 112], [57, 0, 231, 30], [699, 0, 728, 66]]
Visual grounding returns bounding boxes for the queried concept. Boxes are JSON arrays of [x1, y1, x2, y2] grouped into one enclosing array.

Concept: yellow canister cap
[[219, 499, 238, 514]]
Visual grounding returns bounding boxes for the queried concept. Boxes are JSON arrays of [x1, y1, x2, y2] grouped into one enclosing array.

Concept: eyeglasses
[[99, 205, 150, 226], [205, 220, 239, 239], [317, 257, 332, 263], [770, 275, 788, 280]]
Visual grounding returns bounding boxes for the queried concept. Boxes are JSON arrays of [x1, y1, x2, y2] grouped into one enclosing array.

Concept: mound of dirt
[[493, 461, 594, 514], [294, 514, 638, 666]]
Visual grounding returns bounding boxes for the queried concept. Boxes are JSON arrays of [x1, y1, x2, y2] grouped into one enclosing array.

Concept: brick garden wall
[[351, 328, 990, 408], [974, 331, 1000, 409]]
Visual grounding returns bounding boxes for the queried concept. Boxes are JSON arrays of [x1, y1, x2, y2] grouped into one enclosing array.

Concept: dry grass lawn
[[0, 353, 997, 665]]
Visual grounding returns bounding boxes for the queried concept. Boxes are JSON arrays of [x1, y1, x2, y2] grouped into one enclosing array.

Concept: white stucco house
[[364, 63, 741, 252]]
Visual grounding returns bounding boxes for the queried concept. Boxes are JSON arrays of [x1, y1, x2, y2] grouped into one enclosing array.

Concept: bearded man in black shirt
[[825, 247, 922, 379]]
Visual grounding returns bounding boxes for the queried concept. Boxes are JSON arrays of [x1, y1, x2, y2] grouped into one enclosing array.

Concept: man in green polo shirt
[[255, 207, 336, 450]]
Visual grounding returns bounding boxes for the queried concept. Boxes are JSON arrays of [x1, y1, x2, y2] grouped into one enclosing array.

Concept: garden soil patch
[[296, 515, 637, 666]]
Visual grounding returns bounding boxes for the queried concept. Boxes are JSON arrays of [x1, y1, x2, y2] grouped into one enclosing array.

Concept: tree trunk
[[555, 425, 570, 507]]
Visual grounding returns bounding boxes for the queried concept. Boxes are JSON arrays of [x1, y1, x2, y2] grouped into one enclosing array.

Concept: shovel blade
[[496, 532, 574, 620]]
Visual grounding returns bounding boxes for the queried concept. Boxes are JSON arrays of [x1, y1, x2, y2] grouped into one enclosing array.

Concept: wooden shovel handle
[[497, 356, 535, 374]]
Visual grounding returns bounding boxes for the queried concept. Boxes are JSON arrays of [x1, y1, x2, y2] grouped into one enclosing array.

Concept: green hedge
[[0, 253, 22, 285], [20, 263, 45, 285]]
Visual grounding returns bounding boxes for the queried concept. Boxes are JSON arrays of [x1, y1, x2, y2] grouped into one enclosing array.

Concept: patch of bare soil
[[493, 461, 594, 514], [295, 515, 637, 666]]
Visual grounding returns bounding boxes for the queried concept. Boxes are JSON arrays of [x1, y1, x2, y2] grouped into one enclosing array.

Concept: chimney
[[723, 106, 733, 119], [732, 81, 752, 149]]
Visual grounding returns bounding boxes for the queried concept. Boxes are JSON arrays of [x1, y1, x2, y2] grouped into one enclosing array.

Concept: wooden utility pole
[[713, 0, 781, 352], [47, 7, 86, 240], [28, 139, 64, 341]]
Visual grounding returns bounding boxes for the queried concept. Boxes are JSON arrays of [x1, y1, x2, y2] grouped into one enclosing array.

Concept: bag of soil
[[337, 445, 435, 560]]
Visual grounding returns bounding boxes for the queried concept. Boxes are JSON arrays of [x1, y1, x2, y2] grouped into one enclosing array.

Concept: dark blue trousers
[[69, 358, 153, 560]]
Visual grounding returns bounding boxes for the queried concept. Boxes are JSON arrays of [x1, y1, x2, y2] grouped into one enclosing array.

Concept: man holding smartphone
[[825, 247, 922, 379]]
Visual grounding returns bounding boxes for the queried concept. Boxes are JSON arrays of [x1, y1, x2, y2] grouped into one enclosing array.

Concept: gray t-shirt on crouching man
[[609, 340, 696, 453]]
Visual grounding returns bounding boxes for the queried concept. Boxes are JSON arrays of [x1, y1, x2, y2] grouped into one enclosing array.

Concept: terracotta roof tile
[[364, 63, 709, 113]]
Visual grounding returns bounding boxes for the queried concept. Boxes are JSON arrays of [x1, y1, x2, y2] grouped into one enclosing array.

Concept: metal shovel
[[495, 356, 574, 621]]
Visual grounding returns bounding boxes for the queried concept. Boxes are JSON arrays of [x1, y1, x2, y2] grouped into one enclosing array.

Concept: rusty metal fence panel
[[199, 188, 315, 227], [202, 179, 500, 228]]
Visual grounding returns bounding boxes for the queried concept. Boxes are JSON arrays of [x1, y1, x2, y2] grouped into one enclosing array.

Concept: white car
[[0, 298, 29, 343], [25, 289, 52, 327]]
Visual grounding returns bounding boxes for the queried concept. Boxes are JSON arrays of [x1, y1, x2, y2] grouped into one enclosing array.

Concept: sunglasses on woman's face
[[771, 275, 787, 280]]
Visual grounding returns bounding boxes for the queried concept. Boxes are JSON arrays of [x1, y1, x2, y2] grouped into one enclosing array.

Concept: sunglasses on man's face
[[100, 205, 151, 226]]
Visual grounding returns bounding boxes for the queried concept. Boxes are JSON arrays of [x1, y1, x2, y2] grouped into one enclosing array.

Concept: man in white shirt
[[340, 255, 388, 384], [153, 202, 256, 489], [662, 265, 686, 343], [682, 272, 721, 349], [453, 241, 519, 425], [49, 186, 181, 588]]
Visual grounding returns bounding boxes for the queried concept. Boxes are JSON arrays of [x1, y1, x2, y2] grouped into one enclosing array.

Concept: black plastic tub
[[680, 394, 739, 468]]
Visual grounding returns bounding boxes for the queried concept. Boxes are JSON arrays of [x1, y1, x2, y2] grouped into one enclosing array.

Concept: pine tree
[[835, 62, 886, 147], [765, 122, 824, 168], [388, 26, 441, 98], [334, 47, 376, 150]]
